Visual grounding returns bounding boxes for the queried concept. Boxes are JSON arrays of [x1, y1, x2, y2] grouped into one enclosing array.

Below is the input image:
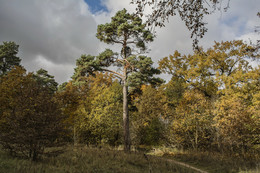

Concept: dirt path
[[163, 158, 208, 173]]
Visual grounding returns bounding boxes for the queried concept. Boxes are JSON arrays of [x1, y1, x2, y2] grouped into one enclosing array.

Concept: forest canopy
[[0, 8, 259, 166]]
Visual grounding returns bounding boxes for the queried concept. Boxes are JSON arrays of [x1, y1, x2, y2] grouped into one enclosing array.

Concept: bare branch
[[101, 68, 124, 79]]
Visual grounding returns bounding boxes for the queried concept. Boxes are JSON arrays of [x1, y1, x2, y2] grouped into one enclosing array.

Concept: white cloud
[[0, 0, 259, 84], [30, 55, 75, 83], [0, 0, 99, 83], [200, 0, 260, 49], [103, 0, 135, 14], [237, 32, 259, 44]]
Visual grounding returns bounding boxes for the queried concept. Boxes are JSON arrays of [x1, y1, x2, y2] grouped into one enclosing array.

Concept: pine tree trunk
[[123, 79, 130, 152]]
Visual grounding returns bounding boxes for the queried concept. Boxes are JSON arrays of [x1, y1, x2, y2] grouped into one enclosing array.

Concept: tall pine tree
[[0, 41, 21, 76], [73, 9, 162, 151]]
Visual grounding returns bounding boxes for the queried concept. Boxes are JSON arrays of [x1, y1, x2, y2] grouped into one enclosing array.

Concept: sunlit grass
[[151, 147, 260, 173]]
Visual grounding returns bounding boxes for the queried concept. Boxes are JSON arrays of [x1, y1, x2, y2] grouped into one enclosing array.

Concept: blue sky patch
[[222, 16, 246, 36], [84, 0, 108, 13]]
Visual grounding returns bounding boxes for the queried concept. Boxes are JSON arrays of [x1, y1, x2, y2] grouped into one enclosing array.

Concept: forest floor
[[148, 147, 260, 173], [0, 145, 259, 173], [0, 145, 199, 173]]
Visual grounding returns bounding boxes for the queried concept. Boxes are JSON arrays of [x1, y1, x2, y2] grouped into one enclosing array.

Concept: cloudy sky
[[0, 0, 259, 84]]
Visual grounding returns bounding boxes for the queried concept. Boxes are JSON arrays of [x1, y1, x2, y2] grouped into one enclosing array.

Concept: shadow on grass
[[0, 145, 198, 173], [162, 150, 260, 173]]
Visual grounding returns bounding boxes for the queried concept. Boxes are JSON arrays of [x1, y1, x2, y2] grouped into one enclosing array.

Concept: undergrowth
[[0, 145, 196, 173], [155, 147, 260, 173]]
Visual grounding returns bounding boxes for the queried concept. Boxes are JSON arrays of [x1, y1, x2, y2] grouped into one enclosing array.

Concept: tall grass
[[0, 145, 197, 173], [158, 147, 260, 173]]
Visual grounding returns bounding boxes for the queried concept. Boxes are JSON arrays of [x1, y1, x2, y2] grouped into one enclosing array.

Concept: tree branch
[[109, 37, 124, 45], [126, 41, 138, 44], [101, 68, 124, 79]]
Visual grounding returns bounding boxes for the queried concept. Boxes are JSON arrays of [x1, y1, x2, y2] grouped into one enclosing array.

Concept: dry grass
[[0, 145, 197, 173], [154, 147, 260, 173]]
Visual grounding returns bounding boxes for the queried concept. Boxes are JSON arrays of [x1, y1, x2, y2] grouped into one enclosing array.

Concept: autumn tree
[[0, 67, 65, 161], [172, 89, 214, 150], [159, 50, 217, 98], [131, 0, 231, 48], [133, 85, 166, 146], [162, 76, 186, 117], [159, 40, 259, 98], [80, 81, 123, 146], [213, 65, 260, 153], [214, 94, 260, 154], [55, 81, 82, 144], [57, 72, 118, 145], [0, 41, 21, 76], [159, 40, 259, 153], [73, 9, 162, 151]]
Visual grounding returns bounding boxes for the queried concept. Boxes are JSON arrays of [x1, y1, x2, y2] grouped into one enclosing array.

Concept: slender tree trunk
[[195, 121, 198, 152], [123, 79, 130, 152], [73, 125, 77, 146], [194, 115, 199, 152]]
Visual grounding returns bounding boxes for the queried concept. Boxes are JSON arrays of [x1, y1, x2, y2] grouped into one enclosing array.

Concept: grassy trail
[[161, 151, 260, 173], [163, 158, 208, 173]]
